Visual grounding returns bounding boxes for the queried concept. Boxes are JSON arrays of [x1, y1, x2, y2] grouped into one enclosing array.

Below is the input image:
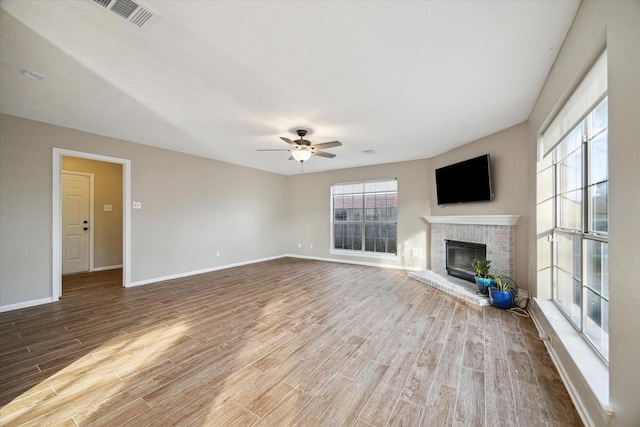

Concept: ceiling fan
[[258, 129, 342, 163]]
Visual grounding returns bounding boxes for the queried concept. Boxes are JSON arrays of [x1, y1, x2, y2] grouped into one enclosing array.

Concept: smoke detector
[[91, 0, 160, 31]]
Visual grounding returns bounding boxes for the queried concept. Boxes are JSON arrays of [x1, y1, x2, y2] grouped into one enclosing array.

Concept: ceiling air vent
[[91, 0, 160, 31], [111, 0, 138, 19]]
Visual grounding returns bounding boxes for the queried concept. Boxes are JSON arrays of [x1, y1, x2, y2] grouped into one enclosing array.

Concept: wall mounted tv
[[435, 154, 493, 205]]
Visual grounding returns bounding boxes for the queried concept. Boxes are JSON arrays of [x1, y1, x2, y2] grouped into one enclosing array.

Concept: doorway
[[52, 148, 131, 301]]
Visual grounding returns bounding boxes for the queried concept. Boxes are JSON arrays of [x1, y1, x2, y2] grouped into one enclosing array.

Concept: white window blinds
[[331, 179, 397, 196], [541, 50, 607, 156]]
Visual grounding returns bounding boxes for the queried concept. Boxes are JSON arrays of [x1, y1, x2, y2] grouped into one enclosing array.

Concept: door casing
[[53, 148, 131, 301]]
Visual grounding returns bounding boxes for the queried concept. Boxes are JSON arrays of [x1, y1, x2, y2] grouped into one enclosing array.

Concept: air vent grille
[[89, 0, 160, 31], [129, 7, 154, 27], [111, 0, 138, 19]]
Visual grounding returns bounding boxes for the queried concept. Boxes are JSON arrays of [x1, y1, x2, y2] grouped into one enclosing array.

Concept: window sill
[[532, 298, 612, 424], [330, 249, 399, 260]]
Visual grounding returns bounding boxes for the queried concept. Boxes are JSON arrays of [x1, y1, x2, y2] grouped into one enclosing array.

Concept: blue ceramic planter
[[489, 287, 515, 309], [474, 277, 496, 294]]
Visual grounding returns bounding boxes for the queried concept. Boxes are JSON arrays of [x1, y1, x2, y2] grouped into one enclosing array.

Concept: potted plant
[[488, 274, 518, 309], [471, 258, 495, 294]]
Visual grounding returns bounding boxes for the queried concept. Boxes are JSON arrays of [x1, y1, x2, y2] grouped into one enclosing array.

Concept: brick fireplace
[[409, 215, 520, 306]]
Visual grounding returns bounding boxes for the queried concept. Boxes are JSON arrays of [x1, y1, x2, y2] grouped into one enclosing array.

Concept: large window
[[551, 97, 609, 360], [331, 180, 397, 255]]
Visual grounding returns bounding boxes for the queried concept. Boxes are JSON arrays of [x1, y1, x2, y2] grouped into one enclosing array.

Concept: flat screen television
[[435, 154, 493, 205]]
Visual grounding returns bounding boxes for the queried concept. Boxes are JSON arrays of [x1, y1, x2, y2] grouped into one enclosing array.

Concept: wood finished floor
[[0, 258, 582, 426]]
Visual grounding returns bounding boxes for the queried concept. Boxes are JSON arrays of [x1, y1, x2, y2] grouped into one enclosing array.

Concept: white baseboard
[[91, 264, 123, 272], [128, 254, 421, 288], [286, 253, 424, 271], [529, 299, 612, 427], [1, 297, 54, 313], [1, 255, 421, 312], [127, 254, 288, 287]]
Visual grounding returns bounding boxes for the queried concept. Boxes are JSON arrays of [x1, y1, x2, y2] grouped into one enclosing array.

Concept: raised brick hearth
[[409, 215, 520, 306]]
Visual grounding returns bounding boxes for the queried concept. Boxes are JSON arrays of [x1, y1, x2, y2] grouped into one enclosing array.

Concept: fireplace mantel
[[422, 215, 521, 226]]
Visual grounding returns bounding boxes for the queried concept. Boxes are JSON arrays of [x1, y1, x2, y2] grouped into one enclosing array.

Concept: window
[[331, 180, 397, 255], [552, 97, 609, 360], [538, 50, 609, 361]]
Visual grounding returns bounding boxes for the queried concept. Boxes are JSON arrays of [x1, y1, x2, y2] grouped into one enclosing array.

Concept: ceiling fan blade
[[311, 141, 342, 149], [313, 151, 336, 158], [280, 137, 298, 146], [257, 149, 291, 151]]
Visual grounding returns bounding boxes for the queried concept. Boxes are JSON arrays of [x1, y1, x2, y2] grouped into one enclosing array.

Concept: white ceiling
[[0, 0, 579, 176]]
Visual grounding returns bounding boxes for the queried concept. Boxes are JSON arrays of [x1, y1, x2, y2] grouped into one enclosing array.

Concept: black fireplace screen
[[445, 240, 486, 282]]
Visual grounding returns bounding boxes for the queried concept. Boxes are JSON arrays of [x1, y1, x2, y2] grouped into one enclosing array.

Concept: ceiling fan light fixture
[[292, 149, 312, 162], [258, 128, 341, 165]]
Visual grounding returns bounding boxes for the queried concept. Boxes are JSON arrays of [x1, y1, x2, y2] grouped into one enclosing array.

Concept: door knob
[[83, 227, 89, 231], [83, 220, 88, 224]]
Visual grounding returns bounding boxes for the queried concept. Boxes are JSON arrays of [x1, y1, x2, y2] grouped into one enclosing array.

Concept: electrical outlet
[[104, 204, 112, 212], [309, 244, 313, 249], [298, 243, 302, 248], [133, 202, 142, 209], [216, 251, 220, 257]]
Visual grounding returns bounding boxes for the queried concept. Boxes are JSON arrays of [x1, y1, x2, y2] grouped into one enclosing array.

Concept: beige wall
[[1, 113, 529, 309], [428, 122, 529, 287], [286, 159, 432, 270], [0, 114, 288, 306], [285, 122, 529, 282], [62, 157, 123, 269], [527, 1, 640, 426]]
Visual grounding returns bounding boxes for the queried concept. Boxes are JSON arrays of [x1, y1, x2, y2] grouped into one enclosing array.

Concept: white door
[[62, 173, 91, 274]]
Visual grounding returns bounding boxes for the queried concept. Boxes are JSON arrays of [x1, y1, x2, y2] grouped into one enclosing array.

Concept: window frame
[[330, 179, 398, 258], [551, 97, 609, 361]]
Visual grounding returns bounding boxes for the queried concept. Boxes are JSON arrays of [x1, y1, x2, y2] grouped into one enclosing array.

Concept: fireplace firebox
[[445, 240, 486, 283]]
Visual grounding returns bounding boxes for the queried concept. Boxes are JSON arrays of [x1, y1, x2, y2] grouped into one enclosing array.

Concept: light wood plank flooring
[[0, 258, 582, 426]]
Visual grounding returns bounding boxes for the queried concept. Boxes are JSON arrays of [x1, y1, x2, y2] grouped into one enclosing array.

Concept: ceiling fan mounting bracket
[[296, 129, 308, 138]]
